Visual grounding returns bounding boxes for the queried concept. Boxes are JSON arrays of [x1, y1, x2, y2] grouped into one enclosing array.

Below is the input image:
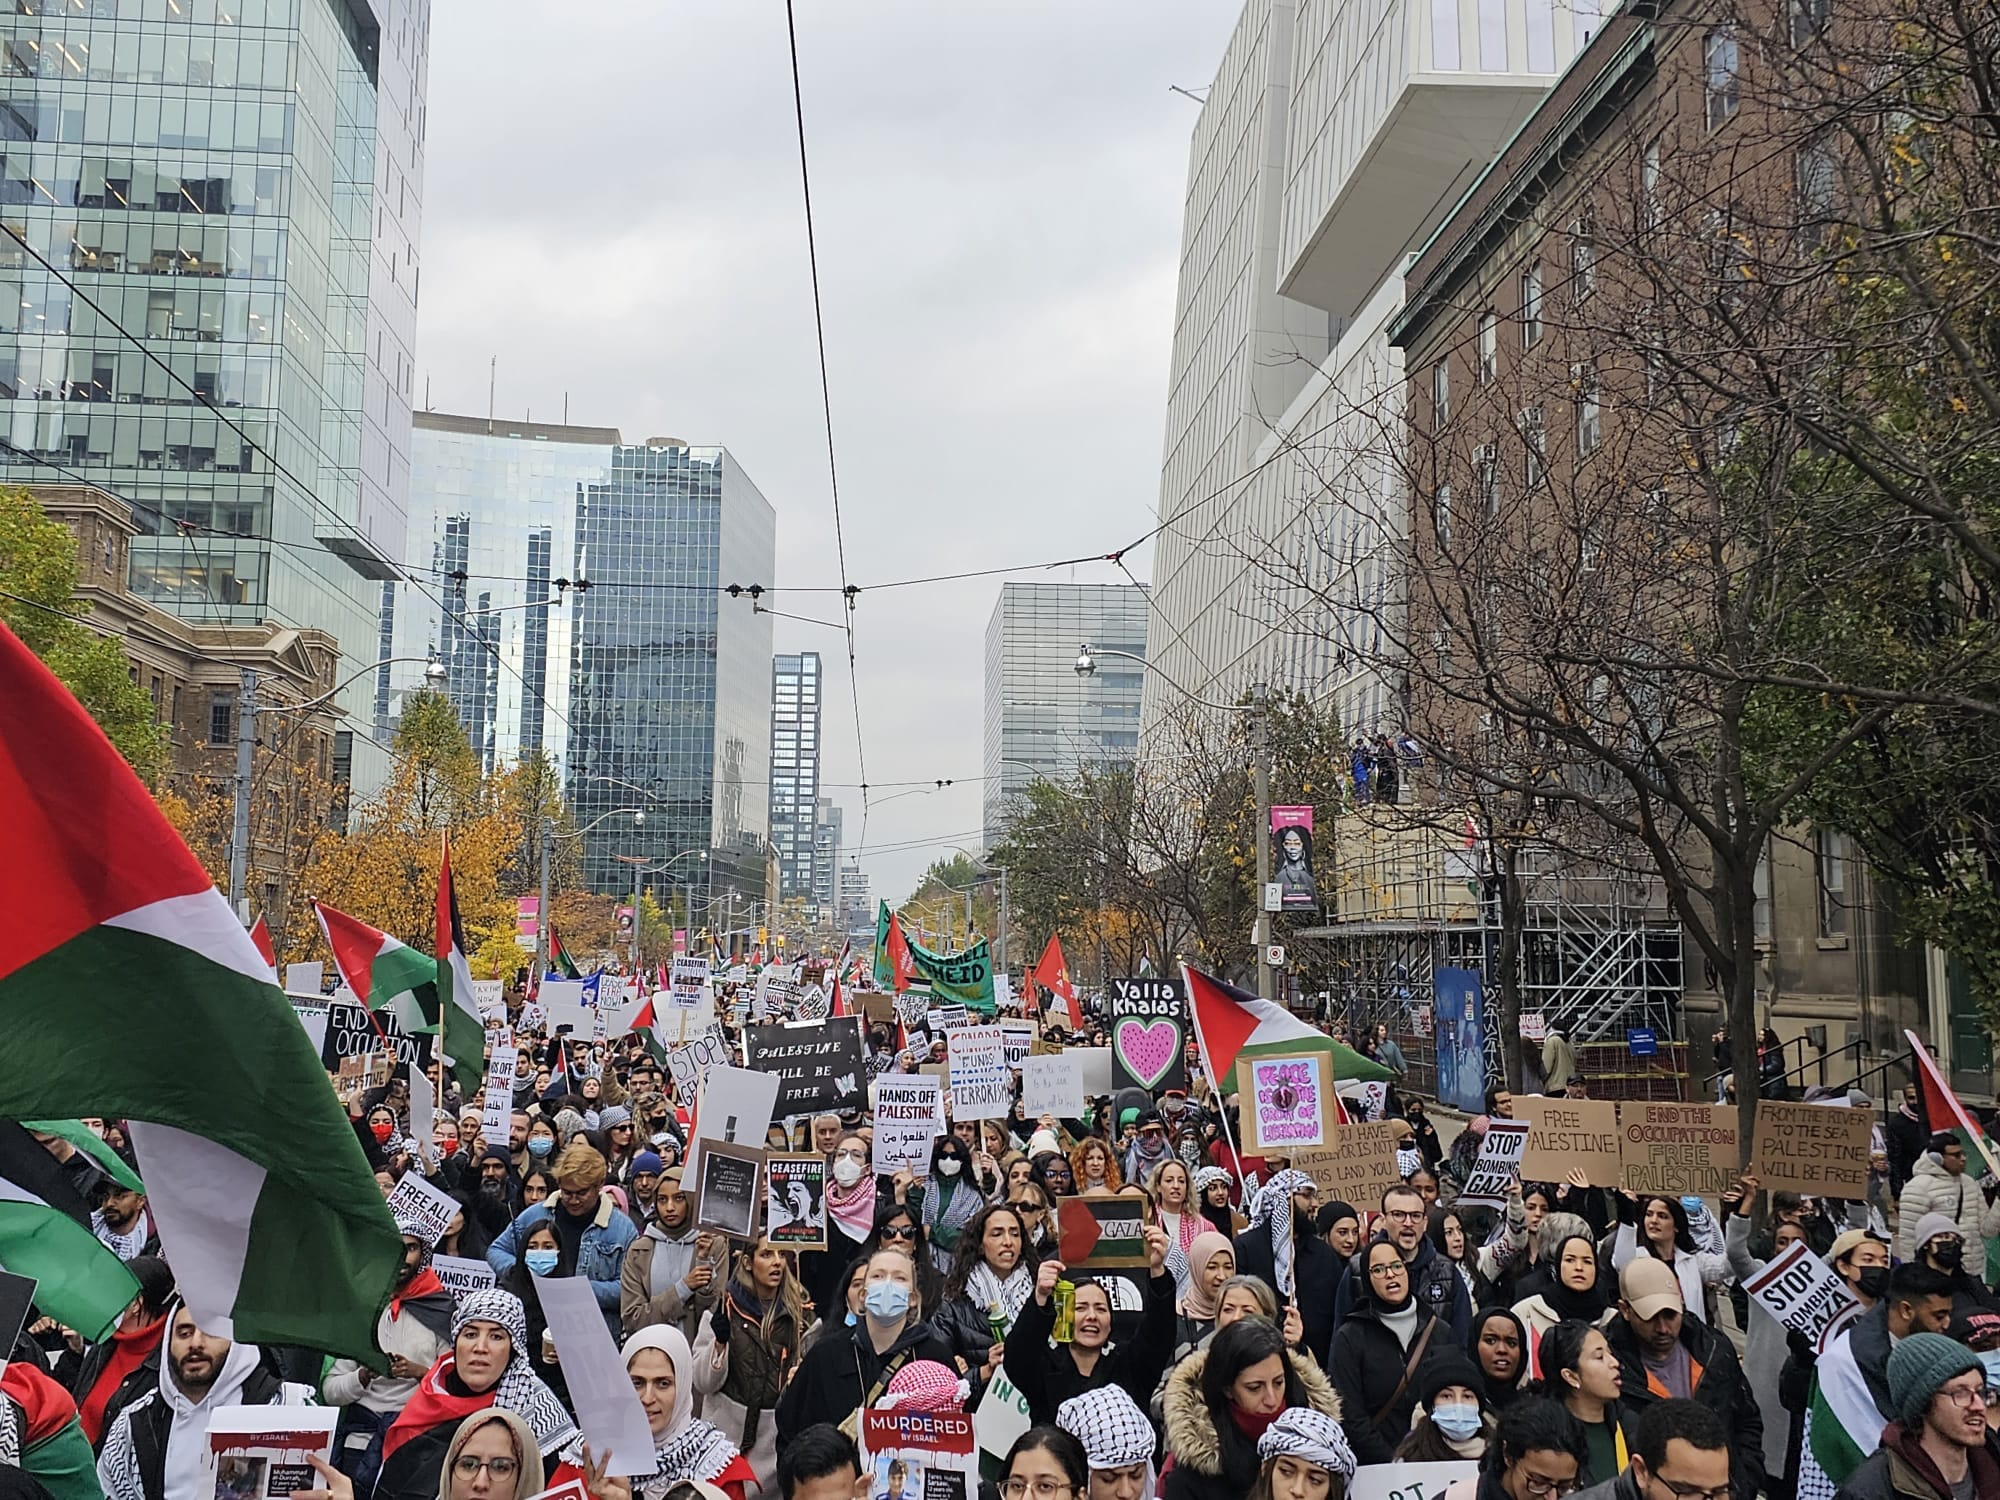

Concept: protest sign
[[207, 1406, 339, 1500], [472, 978, 504, 1017], [973, 1368, 1034, 1463], [863, 991, 898, 1024], [1000, 1019, 1035, 1069], [384, 1171, 459, 1248], [1240, 1051, 1335, 1153], [1020, 1052, 1083, 1119], [793, 983, 829, 1021], [480, 1044, 517, 1141], [523, 1484, 589, 1500], [1458, 1119, 1532, 1207], [1292, 1123, 1404, 1205], [1055, 1194, 1151, 1270], [1108, 977, 1187, 1093], [946, 1024, 1011, 1120], [1519, 1097, 1622, 1186], [1071, 1047, 1114, 1097], [1619, 1102, 1739, 1196], [873, 1076, 946, 1175], [408, 1065, 436, 1168], [744, 1018, 867, 1117], [283, 962, 323, 996], [1751, 1100, 1873, 1195], [859, 1411, 978, 1500], [1743, 1238, 1863, 1353], [1348, 1464, 1479, 1500], [694, 1142, 763, 1240], [684, 1064, 781, 1183], [536, 1275, 657, 1475], [663, 1027, 736, 1111], [319, 1000, 433, 1071], [766, 1155, 827, 1250], [431, 1254, 496, 1299], [935, 1001, 971, 1031], [1336, 1079, 1390, 1121]]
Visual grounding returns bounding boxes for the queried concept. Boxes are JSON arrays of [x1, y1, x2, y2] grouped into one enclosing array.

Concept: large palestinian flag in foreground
[[0, 622, 403, 1359], [1182, 963, 1392, 1086]]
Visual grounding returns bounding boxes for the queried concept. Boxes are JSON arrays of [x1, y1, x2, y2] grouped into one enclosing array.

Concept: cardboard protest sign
[[874, 1077, 946, 1174], [765, 1154, 827, 1250], [744, 1018, 867, 1117], [319, 1000, 434, 1071], [694, 1142, 763, 1240], [1751, 1100, 1873, 1195], [1108, 977, 1187, 1093], [1457, 1118, 1532, 1207], [1020, 1052, 1083, 1119], [431, 1254, 496, 1299], [384, 1171, 460, 1247], [1743, 1238, 1863, 1354], [860, 1411, 978, 1500], [1348, 1464, 1479, 1500], [1055, 1194, 1151, 1271], [863, 990, 898, 1024], [1292, 1123, 1404, 1206], [946, 1025, 1011, 1120], [1240, 1051, 1335, 1153], [536, 1275, 657, 1475], [1000, 1019, 1035, 1069], [1619, 1102, 1739, 1196], [1519, 1096, 1622, 1186]]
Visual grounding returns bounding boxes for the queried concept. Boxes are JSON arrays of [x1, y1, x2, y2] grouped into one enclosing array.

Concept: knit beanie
[[1887, 1332, 1982, 1426], [597, 1104, 632, 1131], [1912, 1213, 1961, 1252], [630, 1150, 664, 1177], [1416, 1349, 1489, 1409]]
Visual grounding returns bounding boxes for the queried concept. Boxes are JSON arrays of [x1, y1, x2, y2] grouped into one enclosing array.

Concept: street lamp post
[[1075, 643, 1273, 1001]]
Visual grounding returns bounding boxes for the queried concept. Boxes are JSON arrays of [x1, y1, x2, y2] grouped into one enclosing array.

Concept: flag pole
[[1180, 960, 1253, 1212]]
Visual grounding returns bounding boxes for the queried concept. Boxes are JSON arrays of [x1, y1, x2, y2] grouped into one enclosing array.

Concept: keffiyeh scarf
[[1056, 1387, 1156, 1493], [965, 1262, 1035, 1336], [92, 1208, 150, 1261], [1249, 1169, 1314, 1300], [828, 1175, 877, 1245], [1256, 1409, 1356, 1481], [615, 1325, 744, 1500], [441, 1289, 578, 1452]]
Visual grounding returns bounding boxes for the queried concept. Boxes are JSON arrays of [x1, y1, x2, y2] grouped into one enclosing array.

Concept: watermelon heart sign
[[1109, 977, 1187, 1094]]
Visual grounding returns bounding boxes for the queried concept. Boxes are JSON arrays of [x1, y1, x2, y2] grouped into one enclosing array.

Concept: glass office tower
[[768, 651, 821, 903], [0, 0, 426, 786]]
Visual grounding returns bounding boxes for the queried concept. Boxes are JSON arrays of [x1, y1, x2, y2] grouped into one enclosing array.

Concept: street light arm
[[260, 655, 446, 716], [1076, 645, 1251, 714], [558, 807, 647, 838]]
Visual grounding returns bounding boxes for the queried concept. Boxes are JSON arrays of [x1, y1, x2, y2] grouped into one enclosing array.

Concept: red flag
[[1907, 1030, 2000, 1176], [1021, 964, 1041, 1017], [886, 913, 916, 994], [248, 914, 277, 973], [1037, 934, 1080, 1029]]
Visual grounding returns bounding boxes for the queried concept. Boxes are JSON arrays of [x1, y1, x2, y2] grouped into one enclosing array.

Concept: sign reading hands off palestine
[[1619, 1102, 1739, 1196]]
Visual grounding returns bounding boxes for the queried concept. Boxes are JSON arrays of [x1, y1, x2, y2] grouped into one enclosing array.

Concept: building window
[[1431, 361, 1450, 431], [1753, 843, 1772, 942], [1580, 523, 1602, 573], [1521, 265, 1544, 346], [1573, 365, 1602, 455], [1519, 408, 1546, 488], [1641, 139, 1663, 228], [1790, 0, 1830, 45], [1796, 136, 1837, 235], [1706, 27, 1740, 128], [1816, 828, 1850, 936], [1570, 214, 1597, 302], [208, 696, 233, 747], [1478, 312, 1498, 385], [1433, 483, 1452, 548], [1476, 445, 1499, 519]]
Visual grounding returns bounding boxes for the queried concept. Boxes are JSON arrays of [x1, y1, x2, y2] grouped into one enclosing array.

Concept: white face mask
[[833, 1156, 867, 1187], [937, 1158, 963, 1177]]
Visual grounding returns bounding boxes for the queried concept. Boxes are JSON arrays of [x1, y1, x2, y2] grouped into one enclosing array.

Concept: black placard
[[744, 1016, 866, 1116], [318, 1000, 436, 1071]]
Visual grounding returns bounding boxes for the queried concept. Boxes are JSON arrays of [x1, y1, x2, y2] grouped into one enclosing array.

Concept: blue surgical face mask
[[844, 1311, 858, 1326], [865, 1278, 911, 1320], [527, 1136, 553, 1158], [1432, 1403, 1483, 1441], [524, 1248, 559, 1276]]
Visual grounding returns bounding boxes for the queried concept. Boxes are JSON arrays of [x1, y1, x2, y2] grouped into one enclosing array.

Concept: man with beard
[[91, 1183, 157, 1261], [97, 1303, 311, 1500], [321, 1234, 452, 1489], [623, 1151, 663, 1230], [1328, 1182, 1472, 1346], [618, 1167, 718, 1341]]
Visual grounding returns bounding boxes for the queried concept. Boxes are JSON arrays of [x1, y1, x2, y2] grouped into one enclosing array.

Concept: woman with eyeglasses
[[1161, 1315, 1340, 1500], [1329, 1237, 1448, 1464], [1440, 1396, 1588, 1500], [293, 1409, 546, 1500], [775, 1248, 955, 1434], [373, 1291, 579, 1500], [803, 1133, 879, 1315], [999, 1426, 1088, 1500], [934, 1203, 1038, 1395], [1535, 1321, 1629, 1487], [1034, 1152, 1078, 1199], [1003, 1222, 1174, 1426]]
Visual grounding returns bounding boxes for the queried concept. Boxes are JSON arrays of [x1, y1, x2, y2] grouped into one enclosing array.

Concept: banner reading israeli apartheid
[[873, 901, 995, 1012]]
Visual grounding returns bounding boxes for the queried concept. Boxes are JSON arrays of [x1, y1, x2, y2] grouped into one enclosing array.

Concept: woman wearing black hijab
[[1469, 1306, 1531, 1411], [1509, 1225, 1614, 1383]]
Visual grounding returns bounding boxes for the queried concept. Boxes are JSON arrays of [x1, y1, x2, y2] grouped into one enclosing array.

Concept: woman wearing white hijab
[[557, 1327, 755, 1500]]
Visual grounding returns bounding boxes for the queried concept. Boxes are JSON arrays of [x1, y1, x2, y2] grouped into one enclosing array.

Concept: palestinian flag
[[0, 1123, 140, 1340], [248, 914, 277, 972], [23, 1120, 142, 1194], [883, 911, 915, 993], [1803, 1318, 1888, 1490], [314, 900, 438, 1036], [1182, 963, 1392, 1087], [1905, 1028, 2000, 1176], [0, 622, 402, 1359], [435, 837, 486, 1100], [1036, 933, 1081, 1030], [549, 924, 583, 980]]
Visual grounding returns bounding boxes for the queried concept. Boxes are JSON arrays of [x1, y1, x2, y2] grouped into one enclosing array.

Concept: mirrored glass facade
[[982, 582, 1149, 848], [768, 651, 820, 903], [0, 0, 427, 785]]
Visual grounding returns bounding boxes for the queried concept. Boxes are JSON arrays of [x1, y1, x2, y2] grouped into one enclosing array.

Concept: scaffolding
[[1294, 810, 1687, 1101]]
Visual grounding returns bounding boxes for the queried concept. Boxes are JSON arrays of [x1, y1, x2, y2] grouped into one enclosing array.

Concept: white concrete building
[[1143, 0, 1614, 737]]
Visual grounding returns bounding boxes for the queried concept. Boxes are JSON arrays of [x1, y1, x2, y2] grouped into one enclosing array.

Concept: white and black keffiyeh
[[1056, 1387, 1155, 1471], [1256, 1409, 1356, 1481], [1193, 1166, 1232, 1200], [611, 1325, 743, 1500], [1249, 1169, 1314, 1300], [92, 1208, 151, 1261], [965, 1262, 1034, 1336], [450, 1290, 579, 1453]]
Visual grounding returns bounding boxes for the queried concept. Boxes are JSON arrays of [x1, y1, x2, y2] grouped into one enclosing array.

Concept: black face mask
[[1932, 1244, 1964, 1271], [1855, 1266, 1891, 1300]]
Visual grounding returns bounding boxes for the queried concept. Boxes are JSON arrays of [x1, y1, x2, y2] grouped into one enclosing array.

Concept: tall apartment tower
[[982, 582, 1151, 849], [386, 414, 776, 908], [0, 0, 430, 790], [1143, 0, 1610, 738], [769, 652, 822, 904], [811, 796, 842, 924]]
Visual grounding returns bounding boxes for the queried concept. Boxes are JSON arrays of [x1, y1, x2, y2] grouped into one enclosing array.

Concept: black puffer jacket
[[1605, 1311, 1764, 1500], [1160, 1345, 1341, 1500], [1328, 1300, 1445, 1465]]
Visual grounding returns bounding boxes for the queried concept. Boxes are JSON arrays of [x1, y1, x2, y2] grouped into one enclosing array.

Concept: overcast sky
[[419, 2, 1239, 908]]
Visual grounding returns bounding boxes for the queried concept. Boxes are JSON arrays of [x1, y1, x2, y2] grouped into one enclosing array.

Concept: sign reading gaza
[[319, 999, 434, 1071], [743, 1017, 867, 1116]]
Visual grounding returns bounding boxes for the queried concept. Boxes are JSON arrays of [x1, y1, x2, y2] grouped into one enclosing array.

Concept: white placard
[[481, 1045, 517, 1141], [1071, 1046, 1114, 1097], [284, 962, 324, 996], [874, 1076, 946, 1174], [409, 1064, 437, 1170], [669, 956, 711, 1010], [1744, 1238, 1863, 1353], [432, 1254, 497, 1299], [1457, 1118, 1532, 1207], [973, 1367, 1033, 1462], [684, 1064, 781, 1183], [993, 972, 1015, 1013], [472, 978, 505, 1017], [947, 1024, 1011, 1120], [384, 1170, 459, 1247], [1000, 1019, 1035, 1069], [1348, 1463, 1479, 1500], [664, 1027, 735, 1109], [1021, 1053, 1083, 1119], [535, 1275, 657, 1476]]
